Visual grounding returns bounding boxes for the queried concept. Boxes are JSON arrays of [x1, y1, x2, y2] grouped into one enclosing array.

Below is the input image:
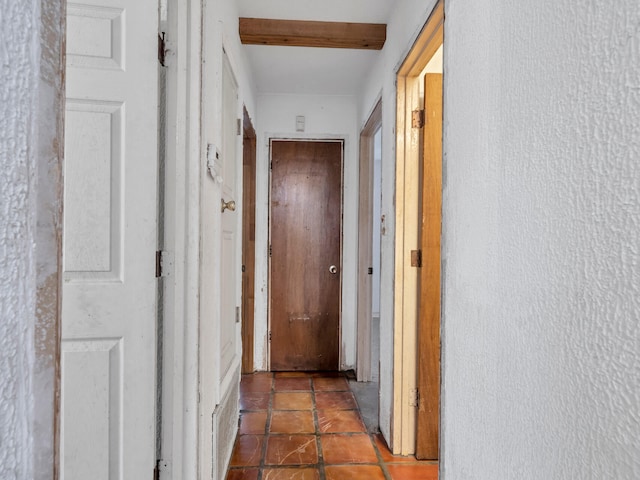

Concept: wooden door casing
[[242, 108, 256, 373], [270, 140, 343, 371], [416, 73, 443, 460]]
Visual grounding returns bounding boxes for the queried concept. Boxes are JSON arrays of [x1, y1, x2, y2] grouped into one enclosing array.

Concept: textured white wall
[[254, 93, 359, 371], [0, 1, 40, 478], [441, 0, 640, 478]]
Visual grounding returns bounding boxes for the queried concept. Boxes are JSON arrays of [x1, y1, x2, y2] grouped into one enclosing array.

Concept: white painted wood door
[[61, 0, 158, 478], [198, 47, 241, 479], [219, 53, 240, 392]]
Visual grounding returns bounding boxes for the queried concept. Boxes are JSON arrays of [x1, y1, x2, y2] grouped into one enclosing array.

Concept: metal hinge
[[268, 331, 272, 342], [409, 388, 419, 407], [156, 250, 174, 277], [368, 267, 373, 275], [236, 306, 241, 324], [412, 109, 425, 129], [410, 250, 422, 268], [158, 32, 167, 66], [237, 118, 241, 136], [269, 244, 272, 257]]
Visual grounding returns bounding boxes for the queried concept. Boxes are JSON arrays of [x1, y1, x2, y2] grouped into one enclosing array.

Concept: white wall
[[439, 1, 640, 478], [0, 1, 41, 478], [254, 93, 359, 371], [358, 0, 639, 473], [358, 0, 440, 445]]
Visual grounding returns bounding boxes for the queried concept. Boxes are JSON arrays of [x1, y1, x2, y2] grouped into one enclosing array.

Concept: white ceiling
[[237, 0, 395, 95]]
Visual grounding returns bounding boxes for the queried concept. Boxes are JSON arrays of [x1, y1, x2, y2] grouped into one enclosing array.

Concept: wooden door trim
[[267, 137, 345, 371], [393, 0, 444, 456], [242, 106, 256, 373], [357, 99, 382, 382]]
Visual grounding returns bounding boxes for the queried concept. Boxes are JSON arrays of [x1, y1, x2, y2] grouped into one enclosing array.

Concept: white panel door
[[61, 0, 158, 478], [198, 48, 240, 479], [220, 53, 240, 385]]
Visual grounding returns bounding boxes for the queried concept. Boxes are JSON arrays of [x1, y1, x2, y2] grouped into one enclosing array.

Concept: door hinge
[[410, 250, 422, 268], [268, 331, 272, 342], [153, 459, 160, 480], [269, 244, 272, 257], [409, 388, 419, 407], [368, 267, 373, 275], [412, 109, 425, 129], [236, 306, 241, 323], [156, 250, 174, 277], [158, 32, 167, 66], [237, 118, 242, 136], [156, 250, 162, 277]]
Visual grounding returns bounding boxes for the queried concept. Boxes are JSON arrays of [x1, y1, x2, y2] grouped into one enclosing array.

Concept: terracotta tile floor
[[227, 372, 438, 480]]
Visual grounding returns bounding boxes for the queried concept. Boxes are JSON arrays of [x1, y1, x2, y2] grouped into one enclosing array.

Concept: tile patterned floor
[[226, 372, 438, 480]]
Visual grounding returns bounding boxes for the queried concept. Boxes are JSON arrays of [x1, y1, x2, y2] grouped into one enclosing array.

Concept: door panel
[[220, 54, 240, 380], [199, 50, 241, 480], [242, 111, 257, 373], [270, 140, 342, 371], [416, 73, 443, 460], [62, 0, 158, 477]]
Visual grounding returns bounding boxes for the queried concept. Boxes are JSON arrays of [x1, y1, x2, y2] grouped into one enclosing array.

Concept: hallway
[[226, 372, 437, 479]]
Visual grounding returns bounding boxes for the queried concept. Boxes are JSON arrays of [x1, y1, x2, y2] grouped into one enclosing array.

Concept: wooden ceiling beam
[[239, 18, 386, 50]]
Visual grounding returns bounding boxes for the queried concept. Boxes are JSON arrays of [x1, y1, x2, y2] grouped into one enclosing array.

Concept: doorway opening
[[268, 139, 344, 371], [241, 107, 257, 374], [393, 0, 443, 459], [355, 99, 383, 431]]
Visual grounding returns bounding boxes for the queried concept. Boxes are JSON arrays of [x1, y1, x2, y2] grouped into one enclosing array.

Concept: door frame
[[241, 107, 257, 373], [357, 99, 382, 382], [267, 136, 345, 371], [159, 0, 203, 478], [393, 0, 444, 456]]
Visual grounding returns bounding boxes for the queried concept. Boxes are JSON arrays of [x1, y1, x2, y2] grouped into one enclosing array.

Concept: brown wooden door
[[416, 73, 443, 459], [270, 140, 342, 371], [242, 108, 256, 373]]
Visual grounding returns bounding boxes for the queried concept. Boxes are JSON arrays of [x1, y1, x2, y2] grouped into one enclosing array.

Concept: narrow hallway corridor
[[226, 372, 438, 480]]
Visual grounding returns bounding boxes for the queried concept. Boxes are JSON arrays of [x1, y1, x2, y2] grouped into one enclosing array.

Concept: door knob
[[221, 199, 236, 213], [329, 265, 337, 274]]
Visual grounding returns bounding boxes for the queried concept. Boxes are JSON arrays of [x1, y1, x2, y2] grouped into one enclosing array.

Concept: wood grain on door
[[416, 73, 443, 460], [270, 140, 342, 371]]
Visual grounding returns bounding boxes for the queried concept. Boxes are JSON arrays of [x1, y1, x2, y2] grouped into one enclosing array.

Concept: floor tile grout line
[[256, 373, 274, 480], [343, 376, 391, 480], [370, 432, 394, 480], [311, 375, 327, 480]]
